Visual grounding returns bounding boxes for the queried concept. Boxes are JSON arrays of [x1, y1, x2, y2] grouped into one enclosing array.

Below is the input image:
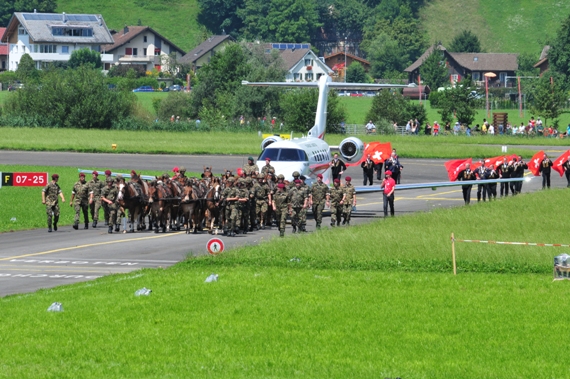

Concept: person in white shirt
[[365, 120, 376, 134], [488, 124, 495, 135]]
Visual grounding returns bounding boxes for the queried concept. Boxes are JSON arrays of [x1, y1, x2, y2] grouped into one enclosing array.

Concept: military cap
[[265, 157, 271, 161], [92, 170, 98, 176], [292, 171, 300, 177], [248, 156, 254, 161], [179, 166, 186, 172], [106, 177, 114, 183], [163, 172, 170, 179], [277, 183, 285, 189], [104, 170, 112, 176], [115, 174, 123, 181], [317, 174, 323, 179], [51, 174, 59, 180], [245, 177, 252, 184], [333, 179, 340, 184], [251, 172, 257, 178], [79, 173, 85, 177], [226, 177, 235, 183], [173, 167, 179, 173], [277, 174, 285, 180], [345, 176, 351, 182]]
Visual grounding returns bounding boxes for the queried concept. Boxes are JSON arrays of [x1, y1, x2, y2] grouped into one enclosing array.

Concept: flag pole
[[451, 233, 457, 275]]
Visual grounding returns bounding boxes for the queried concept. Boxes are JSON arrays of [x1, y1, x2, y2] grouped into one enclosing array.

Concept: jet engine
[[260, 135, 283, 151], [338, 137, 364, 163]]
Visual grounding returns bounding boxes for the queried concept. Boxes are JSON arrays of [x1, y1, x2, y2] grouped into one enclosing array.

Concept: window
[[306, 73, 314, 81], [499, 72, 507, 84], [154, 48, 161, 56], [472, 72, 480, 81], [125, 48, 132, 55], [33, 44, 57, 53], [143, 36, 147, 43], [133, 48, 138, 56], [293, 73, 301, 81], [143, 48, 147, 56], [52, 27, 93, 37], [18, 27, 28, 35], [61, 46, 69, 54], [13, 45, 18, 53]]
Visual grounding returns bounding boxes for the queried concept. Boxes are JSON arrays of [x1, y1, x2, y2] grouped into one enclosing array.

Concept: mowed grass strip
[[1, 188, 570, 377]]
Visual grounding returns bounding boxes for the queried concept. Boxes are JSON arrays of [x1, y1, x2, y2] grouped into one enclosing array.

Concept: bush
[[157, 92, 192, 121], [135, 77, 159, 89]]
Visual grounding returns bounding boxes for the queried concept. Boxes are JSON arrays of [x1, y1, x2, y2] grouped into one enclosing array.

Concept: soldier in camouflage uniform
[[245, 177, 257, 231], [327, 178, 345, 226], [114, 174, 125, 232], [310, 173, 329, 229], [101, 177, 120, 233], [242, 156, 258, 177], [42, 174, 65, 232], [237, 178, 250, 233], [70, 172, 90, 230], [225, 178, 243, 236], [103, 169, 113, 225], [221, 177, 235, 236], [298, 175, 310, 231], [287, 171, 301, 190], [272, 183, 291, 237], [255, 174, 271, 229], [288, 179, 309, 233], [260, 158, 275, 176], [342, 176, 356, 225], [88, 171, 105, 228]]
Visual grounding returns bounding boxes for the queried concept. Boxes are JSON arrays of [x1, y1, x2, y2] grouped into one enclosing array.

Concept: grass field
[[420, 0, 570, 54], [1, 190, 569, 378]]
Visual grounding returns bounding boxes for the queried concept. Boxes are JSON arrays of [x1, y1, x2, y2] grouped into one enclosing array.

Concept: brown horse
[[203, 177, 222, 234], [117, 182, 145, 233], [148, 180, 173, 233], [179, 183, 198, 234]]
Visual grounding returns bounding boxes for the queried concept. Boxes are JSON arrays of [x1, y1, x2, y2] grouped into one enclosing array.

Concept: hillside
[[56, 0, 203, 52], [420, 0, 570, 56]]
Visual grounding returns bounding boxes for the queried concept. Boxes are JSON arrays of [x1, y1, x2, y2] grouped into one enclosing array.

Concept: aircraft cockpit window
[[260, 148, 308, 162], [259, 149, 279, 161]]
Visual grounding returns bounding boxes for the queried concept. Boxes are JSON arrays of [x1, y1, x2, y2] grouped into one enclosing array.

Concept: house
[[178, 35, 234, 71], [1, 11, 114, 71], [533, 45, 550, 76], [405, 44, 519, 87], [101, 26, 186, 72], [324, 52, 370, 81], [262, 43, 332, 82], [0, 28, 7, 71]]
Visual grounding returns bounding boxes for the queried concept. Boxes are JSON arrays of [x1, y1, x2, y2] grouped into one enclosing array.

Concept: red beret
[[92, 170, 98, 176], [277, 183, 285, 189], [265, 157, 271, 161], [317, 174, 323, 179], [79, 173, 85, 177], [385, 170, 392, 176], [131, 170, 137, 176], [334, 179, 340, 183], [345, 176, 351, 181], [51, 174, 59, 180], [173, 167, 179, 172], [104, 170, 112, 176]]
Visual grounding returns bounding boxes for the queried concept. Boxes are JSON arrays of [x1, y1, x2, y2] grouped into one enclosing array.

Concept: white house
[[266, 43, 332, 82], [1, 11, 114, 70], [101, 26, 186, 72]]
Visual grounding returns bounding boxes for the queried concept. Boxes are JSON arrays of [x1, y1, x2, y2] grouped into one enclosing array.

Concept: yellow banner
[[262, 134, 291, 140]]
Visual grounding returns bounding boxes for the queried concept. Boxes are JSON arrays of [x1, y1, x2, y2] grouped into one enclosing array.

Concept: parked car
[[169, 84, 183, 92], [350, 91, 363, 97], [468, 91, 483, 100], [8, 83, 24, 91], [132, 86, 154, 92]]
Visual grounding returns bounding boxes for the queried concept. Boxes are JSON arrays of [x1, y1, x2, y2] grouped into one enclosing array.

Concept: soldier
[[327, 179, 344, 226], [114, 174, 125, 231], [42, 174, 65, 232], [224, 177, 241, 237], [101, 177, 120, 233], [245, 177, 256, 231], [221, 177, 235, 236], [236, 178, 250, 234], [243, 156, 258, 176], [457, 163, 476, 205], [87, 170, 105, 228], [177, 166, 188, 184], [272, 183, 290, 237], [103, 169, 113, 225], [330, 153, 346, 181], [539, 154, 553, 189], [254, 174, 270, 229], [70, 172, 90, 230], [474, 160, 488, 202], [486, 164, 499, 200], [260, 158, 275, 176], [287, 171, 301, 190], [310, 173, 328, 229], [289, 179, 309, 233], [298, 175, 310, 231], [512, 156, 528, 194], [498, 159, 512, 197], [342, 176, 356, 225], [385, 152, 403, 184], [361, 154, 375, 185]]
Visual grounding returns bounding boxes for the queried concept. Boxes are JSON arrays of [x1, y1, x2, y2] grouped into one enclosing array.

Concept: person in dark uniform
[[513, 156, 528, 194], [385, 152, 403, 184], [474, 161, 488, 202], [375, 160, 384, 181], [539, 154, 553, 189], [360, 154, 375, 185], [563, 159, 570, 187], [330, 153, 346, 181], [486, 164, 499, 200], [498, 159, 512, 197], [457, 163, 476, 205]]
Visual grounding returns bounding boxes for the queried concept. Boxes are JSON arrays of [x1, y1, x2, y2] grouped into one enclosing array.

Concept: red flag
[[553, 150, 570, 177], [444, 158, 471, 181], [484, 155, 508, 168], [346, 142, 392, 167], [528, 151, 546, 176]]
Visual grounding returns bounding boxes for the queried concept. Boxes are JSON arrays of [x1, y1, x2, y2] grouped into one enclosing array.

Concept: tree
[[15, 53, 38, 82], [365, 89, 408, 125], [0, 0, 56, 27], [346, 62, 368, 83], [436, 78, 478, 125], [516, 52, 540, 76], [547, 13, 570, 88], [68, 48, 102, 69], [530, 75, 567, 125], [419, 48, 449, 89], [280, 89, 346, 133], [448, 30, 482, 53], [363, 32, 408, 78], [197, 0, 244, 37]]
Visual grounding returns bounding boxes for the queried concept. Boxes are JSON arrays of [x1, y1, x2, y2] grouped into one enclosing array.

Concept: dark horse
[[118, 181, 145, 233], [179, 183, 198, 234], [148, 180, 173, 233]]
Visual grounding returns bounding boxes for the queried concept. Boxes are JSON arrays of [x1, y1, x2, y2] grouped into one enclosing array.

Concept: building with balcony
[[258, 43, 332, 82], [101, 26, 185, 72], [1, 11, 114, 71], [0, 28, 7, 71]]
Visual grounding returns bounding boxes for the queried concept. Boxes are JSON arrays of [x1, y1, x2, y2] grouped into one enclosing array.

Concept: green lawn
[[2, 189, 569, 378]]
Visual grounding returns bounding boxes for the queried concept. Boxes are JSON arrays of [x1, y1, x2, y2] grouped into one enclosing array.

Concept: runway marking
[[0, 267, 121, 273], [0, 232, 184, 262]]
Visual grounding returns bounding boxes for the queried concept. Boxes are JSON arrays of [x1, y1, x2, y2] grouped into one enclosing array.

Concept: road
[[0, 150, 562, 297]]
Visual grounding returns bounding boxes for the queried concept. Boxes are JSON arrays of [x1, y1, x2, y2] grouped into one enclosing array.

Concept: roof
[[179, 35, 234, 64], [324, 52, 370, 66], [449, 53, 518, 71], [404, 44, 446, 72], [534, 45, 550, 68], [101, 26, 185, 55], [0, 28, 6, 56]]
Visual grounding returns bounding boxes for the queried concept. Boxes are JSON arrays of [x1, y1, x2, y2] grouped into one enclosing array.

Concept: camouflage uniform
[[261, 163, 275, 176], [227, 184, 241, 236], [310, 180, 329, 228], [342, 182, 356, 225], [88, 177, 105, 226], [101, 182, 120, 232], [254, 179, 270, 228], [237, 180, 250, 233], [72, 179, 90, 228], [245, 177, 257, 231], [329, 184, 344, 226], [221, 181, 233, 235], [298, 180, 310, 230], [272, 188, 290, 237], [288, 185, 308, 232], [43, 181, 62, 231], [242, 163, 258, 176]]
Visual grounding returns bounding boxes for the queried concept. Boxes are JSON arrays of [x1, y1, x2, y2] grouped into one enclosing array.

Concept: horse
[[148, 180, 173, 233], [117, 181, 145, 233], [179, 183, 199, 234], [203, 177, 223, 234]]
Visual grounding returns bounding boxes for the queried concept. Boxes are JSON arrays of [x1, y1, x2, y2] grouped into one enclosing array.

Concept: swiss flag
[[485, 155, 510, 168], [528, 150, 546, 176], [346, 142, 392, 167], [553, 150, 570, 177], [444, 158, 471, 181]]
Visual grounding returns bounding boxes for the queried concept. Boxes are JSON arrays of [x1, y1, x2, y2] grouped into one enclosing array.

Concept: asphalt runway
[[0, 150, 564, 297]]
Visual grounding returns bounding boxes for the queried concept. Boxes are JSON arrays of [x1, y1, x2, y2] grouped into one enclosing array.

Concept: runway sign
[[1, 172, 48, 188], [207, 238, 225, 255]]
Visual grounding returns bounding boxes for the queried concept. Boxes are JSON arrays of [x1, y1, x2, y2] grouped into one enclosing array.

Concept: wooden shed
[[402, 85, 430, 100]]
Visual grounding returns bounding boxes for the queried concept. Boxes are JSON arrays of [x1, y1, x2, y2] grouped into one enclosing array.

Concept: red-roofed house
[[0, 27, 7, 71], [101, 26, 185, 72], [324, 52, 370, 81]]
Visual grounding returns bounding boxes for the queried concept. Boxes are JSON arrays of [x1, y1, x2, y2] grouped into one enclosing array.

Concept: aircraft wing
[[241, 81, 412, 89], [242, 81, 318, 87], [78, 169, 156, 181], [354, 177, 532, 193]]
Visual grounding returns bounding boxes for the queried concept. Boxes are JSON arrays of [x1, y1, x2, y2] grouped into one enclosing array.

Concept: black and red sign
[[206, 238, 225, 255], [1, 172, 48, 188]]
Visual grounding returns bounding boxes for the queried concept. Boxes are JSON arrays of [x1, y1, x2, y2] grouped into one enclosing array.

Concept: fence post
[[451, 233, 457, 275]]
